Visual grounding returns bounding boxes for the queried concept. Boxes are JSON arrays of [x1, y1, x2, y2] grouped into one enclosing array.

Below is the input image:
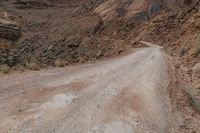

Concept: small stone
[[97, 50, 102, 57], [48, 45, 54, 50]]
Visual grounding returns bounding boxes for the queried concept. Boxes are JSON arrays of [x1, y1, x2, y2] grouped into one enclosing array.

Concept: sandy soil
[[0, 47, 177, 133]]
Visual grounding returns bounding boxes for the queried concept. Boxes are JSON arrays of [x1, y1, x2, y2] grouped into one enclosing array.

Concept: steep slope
[[0, 0, 199, 67]]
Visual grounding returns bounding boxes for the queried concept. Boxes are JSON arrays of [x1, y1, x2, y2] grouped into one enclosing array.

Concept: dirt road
[[0, 47, 175, 133]]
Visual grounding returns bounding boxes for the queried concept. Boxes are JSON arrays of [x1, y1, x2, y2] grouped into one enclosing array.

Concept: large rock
[[0, 18, 21, 41]]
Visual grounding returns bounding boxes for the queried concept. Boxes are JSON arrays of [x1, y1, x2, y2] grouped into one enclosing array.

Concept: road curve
[[0, 47, 174, 133]]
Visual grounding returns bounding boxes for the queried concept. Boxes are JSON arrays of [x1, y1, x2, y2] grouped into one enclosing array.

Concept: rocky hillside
[[0, 0, 199, 68], [1, 0, 200, 132]]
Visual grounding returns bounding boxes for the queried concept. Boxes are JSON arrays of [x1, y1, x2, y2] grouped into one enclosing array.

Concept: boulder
[[0, 18, 21, 41]]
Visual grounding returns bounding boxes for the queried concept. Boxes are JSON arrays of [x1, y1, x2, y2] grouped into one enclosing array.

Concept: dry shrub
[[26, 62, 40, 70], [0, 64, 11, 74], [54, 58, 65, 67]]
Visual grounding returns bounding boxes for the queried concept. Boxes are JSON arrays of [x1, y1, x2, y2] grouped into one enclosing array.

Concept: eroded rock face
[[0, 11, 21, 41], [10, 0, 52, 8], [95, 0, 199, 21], [0, 15, 21, 65], [0, 18, 21, 41]]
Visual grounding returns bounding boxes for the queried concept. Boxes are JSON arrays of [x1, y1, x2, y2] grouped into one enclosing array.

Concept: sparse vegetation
[[0, 64, 11, 74], [54, 58, 65, 67], [26, 62, 40, 70]]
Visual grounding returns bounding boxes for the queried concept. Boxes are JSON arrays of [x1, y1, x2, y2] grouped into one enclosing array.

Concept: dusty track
[[0, 47, 175, 133]]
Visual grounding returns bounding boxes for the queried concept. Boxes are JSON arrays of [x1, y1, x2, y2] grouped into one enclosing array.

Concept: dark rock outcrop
[[0, 18, 21, 41], [11, 0, 53, 8]]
